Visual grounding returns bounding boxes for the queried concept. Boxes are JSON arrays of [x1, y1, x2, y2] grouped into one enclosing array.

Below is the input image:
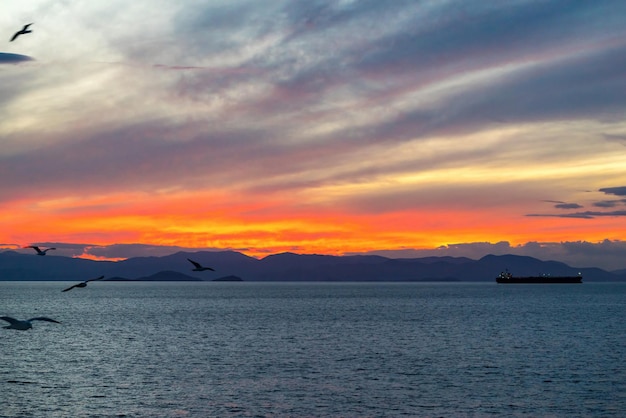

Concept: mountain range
[[1, 250, 625, 282]]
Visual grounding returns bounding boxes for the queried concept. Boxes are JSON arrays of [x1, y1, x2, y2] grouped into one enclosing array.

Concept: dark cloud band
[[600, 186, 626, 196], [0, 52, 33, 64]]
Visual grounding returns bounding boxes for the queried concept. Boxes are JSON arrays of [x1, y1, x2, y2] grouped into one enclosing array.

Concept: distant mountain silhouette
[[613, 268, 626, 276], [121, 270, 203, 282], [105, 270, 242, 282], [212, 275, 244, 282], [0, 250, 624, 282]]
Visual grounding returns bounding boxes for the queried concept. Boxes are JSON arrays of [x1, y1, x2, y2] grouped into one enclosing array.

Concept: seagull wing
[[28, 317, 61, 324], [187, 258, 202, 269], [62, 284, 79, 292], [0, 316, 19, 325], [9, 24, 32, 42], [86, 275, 105, 283], [27, 246, 47, 255]]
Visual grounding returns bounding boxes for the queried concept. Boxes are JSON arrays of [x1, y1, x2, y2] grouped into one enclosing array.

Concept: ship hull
[[496, 276, 582, 284]]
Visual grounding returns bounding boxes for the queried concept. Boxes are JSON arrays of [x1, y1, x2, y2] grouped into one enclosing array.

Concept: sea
[[1, 281, 624, 417]]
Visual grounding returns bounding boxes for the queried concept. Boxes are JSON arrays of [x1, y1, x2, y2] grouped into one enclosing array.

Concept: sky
[[1, 0, 626, 270]]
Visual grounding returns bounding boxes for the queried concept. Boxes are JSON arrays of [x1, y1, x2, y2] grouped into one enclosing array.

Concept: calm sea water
[[0, 281, 624, 417]]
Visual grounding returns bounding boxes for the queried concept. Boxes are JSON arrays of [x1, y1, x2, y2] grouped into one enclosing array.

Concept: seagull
[[24, 245, 56, 256], [62, 275, 105, 292], [1, 316, 61, 331], [188, 258, 215, 272], [10, 23, 33, 42]]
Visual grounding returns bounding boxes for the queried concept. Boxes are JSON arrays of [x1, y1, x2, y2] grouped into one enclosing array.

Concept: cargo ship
[[496, 270, 582, 284]]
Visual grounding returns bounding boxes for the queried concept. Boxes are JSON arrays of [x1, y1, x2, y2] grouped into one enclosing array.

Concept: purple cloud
[[527, 210, 626, 219], [554, 203, 583, 210], [593, 199, 626, 208], [600, 186, 626, 196]]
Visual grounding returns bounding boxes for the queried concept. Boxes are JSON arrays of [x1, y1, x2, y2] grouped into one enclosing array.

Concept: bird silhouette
[[187, 258, 215, 271], [24, 245, 56, 256], [62, 276, 105, 292], [10, 23, 33, 42], [1, 316, 61, 330]]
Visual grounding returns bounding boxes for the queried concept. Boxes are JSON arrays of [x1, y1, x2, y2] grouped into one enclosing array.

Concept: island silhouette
[[0, 250, 624, 282]]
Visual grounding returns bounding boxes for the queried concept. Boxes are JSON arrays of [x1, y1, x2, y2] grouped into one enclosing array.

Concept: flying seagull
[[24, 245, 56, 256], [10, 23, 33, 42], [1, 316, 61, 331], [62, 275, 105, 292], [187, 258, 215, 272]]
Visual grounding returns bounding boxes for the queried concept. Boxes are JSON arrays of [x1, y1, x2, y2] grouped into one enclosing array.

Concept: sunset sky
[[1, 1, 626, 269]]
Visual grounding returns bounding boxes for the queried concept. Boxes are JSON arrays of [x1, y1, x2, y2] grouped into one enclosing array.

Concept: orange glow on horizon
[[72, 253, 127, 262], [1, 178, 625, 262]]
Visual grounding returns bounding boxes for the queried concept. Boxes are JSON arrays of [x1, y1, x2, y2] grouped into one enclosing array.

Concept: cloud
[[554, 203, 583, 210], [12, 242, 228, 260], [603, 133, 626, 145], [529, 189, 626, 218], [600, 186, 626, 196], [142, 1, 626, 149], [0, 52, 33, 64], [1, 1, 626, 259], [593, 199, 626, 208], [80, 243, 226, 259], [540, 201, 588, 211], [527, 210, 626, 219]]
